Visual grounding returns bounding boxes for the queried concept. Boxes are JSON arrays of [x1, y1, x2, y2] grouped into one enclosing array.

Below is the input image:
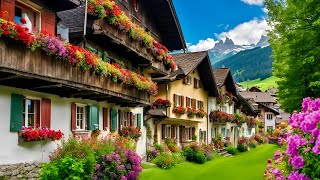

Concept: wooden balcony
[[0, 39, 150, 106], [91, 19, 170, 75]]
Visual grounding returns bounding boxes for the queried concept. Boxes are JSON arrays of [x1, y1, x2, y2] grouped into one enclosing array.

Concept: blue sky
[[172, 0, 269, 51]]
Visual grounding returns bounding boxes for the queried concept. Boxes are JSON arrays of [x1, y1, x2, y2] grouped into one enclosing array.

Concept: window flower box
[[152, 98, 171, 110], [172, 106, 186, 115], [18, 126, 64, 143], [187, 107, 197, 118]]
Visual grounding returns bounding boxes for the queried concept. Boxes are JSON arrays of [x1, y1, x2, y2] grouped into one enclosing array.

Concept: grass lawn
[[239, 76, 279, 91], [140, 144, 279, 180]]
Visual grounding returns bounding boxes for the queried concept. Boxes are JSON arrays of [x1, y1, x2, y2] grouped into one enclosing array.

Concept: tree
[[266, 0, 320, 112]]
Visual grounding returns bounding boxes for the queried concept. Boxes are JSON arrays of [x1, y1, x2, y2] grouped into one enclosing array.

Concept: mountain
[[213, 46, 273, 82], [208, 35, 269, 64]]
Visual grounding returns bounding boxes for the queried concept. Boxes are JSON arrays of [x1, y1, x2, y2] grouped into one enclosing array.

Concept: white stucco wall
[[264, 112, 276, 131], [0, 85, 146, 164]]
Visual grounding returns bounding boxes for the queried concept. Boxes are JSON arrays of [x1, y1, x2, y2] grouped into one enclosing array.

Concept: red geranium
[[20, 18, 26, 24]]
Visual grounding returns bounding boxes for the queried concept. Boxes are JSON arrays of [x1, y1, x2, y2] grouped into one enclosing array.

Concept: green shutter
[[137, 113, 141, 129], [10, 94, 24, 132], [87, 105, 99, 130], [111, 108, 118, 131]]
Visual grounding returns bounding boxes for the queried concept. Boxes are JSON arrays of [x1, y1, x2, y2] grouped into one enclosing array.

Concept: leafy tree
[[266, 0, 320, 112]]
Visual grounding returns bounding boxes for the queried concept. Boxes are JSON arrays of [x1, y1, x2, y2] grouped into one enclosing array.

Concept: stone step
[[224, 154, 233, 157]]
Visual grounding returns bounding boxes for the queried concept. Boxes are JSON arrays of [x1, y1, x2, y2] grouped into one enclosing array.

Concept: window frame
[[76, 103, 87, 131], [187, 75, 192, 85], [23, 97, 40, 128], [14, 1, 41, 33], [266, 114, 273, 120], [165, 125, 171, 139], [175, 94, 182, 106], [186, 96, 192, 108]]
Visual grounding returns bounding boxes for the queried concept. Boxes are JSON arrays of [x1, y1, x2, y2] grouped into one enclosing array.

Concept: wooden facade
[[0, 40, 150, 105]]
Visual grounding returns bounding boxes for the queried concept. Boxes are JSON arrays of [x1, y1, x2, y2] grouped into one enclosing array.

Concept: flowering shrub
[[20, 126, 63, 142], [182, 143, 213, 164], [152, 152, 184, 169], [147, 149, 159, 161], [237, 137, 249, 152], [209, 110, 240, 124], [119, 126, 141, 142], [0, 17, 158, 95], [247, 118, 257, 128], [87, 0, 177, 70], [264, 97, 320, 179], [152, 98, 171, 109], [254, 133, 269, 144], [94, 149, 142, 180], [173, 106, 186, 115], [187, 107, 197, 118], [212, 134, 224, 149]]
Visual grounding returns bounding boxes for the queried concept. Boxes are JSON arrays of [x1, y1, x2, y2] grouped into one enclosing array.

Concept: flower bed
[[264, 98, 320, 179], [0, 17, 158, 95], [119, 126, 141, 141], [87, 0, 176, 70], [19, 126, 63, 142], [41, 135, 142, 179]]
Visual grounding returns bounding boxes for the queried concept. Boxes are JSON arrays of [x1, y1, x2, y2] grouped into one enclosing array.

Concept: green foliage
[[194, 152, 207, 164], [237, 143, 248, 152], [154, 144, 164, 153], [226, 146, 238, 155], [214, 46, 273, 82], [152, 153, 179, 169], [40, 156, 89, 180], [265, 0, 320, 112], [249, 140, 258, 149]]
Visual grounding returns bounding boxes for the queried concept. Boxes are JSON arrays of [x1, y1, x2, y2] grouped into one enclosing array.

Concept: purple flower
[[127, 171, 139, 180], [273, 150, 282, 160], [286, 134, 307, 157], [110, 172, 117, 179], [288, 171, 310, 180], [120, 176, 127, 180], [95, 164, 101, 170], [117, 164, 125, 171], [272, 168, 282, 176], [289, 156, 304, 169]]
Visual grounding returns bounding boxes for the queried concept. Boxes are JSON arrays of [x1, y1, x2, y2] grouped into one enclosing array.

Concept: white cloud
[[240, 0, 265, 6], [216, 19, 270, 45], [188, 38, 217, 52], [262, 7, 269, 14]]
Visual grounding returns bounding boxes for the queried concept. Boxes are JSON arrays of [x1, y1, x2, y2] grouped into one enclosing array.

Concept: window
[[267, 126, 274, 130], [120, 111, 132, 129], [183, 75, 192, 85], [186, 97, 192, 108], [23, 98, 40, 127], [196, 100, 203, 110], [247, 129, 252, 136], [267, 114, 273, 120], [194, 78, 201, 88], [185, 127, 193, 141], [211, 128, 216, 138], [76, 105, 86, 130], [14, 2, 40, 33], [165, 125, 171, 139], [221, 127, 226, 137], [174, 94, 184, 107]]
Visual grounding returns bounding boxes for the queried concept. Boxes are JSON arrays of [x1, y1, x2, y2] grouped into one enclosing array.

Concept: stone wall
[[0, 162, 41, 180]]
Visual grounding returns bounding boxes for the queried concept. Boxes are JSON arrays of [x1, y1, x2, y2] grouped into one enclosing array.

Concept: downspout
[[83, 0, 88, 36], [166, 83, 169, 116], [207, 96, 209, 144]]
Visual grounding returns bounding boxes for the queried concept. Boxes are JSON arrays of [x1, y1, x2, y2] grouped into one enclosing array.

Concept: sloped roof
[[57, 6, 85, 34], [213, 68, 230, 87], [240, 91, 276, 103], [258, 103, 280, 115], [172, 51, 208, 75]]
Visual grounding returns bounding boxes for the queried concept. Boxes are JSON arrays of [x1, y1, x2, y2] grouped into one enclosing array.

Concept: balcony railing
[[0, 39, 150, 105]]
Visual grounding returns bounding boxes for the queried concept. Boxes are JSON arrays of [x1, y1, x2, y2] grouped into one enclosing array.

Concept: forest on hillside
[[214, 46, 273, 82]]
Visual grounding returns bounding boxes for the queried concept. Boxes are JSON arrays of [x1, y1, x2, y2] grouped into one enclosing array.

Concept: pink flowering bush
[[264, 97, 320, 179]]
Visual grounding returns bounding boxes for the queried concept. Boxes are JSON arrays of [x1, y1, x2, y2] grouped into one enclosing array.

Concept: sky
[[172, 0, 270, 52]]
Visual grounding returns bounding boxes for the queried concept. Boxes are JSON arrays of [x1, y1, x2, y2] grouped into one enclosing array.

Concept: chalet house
[[147, 51, 219, 146], [240, 91, 279, 131], [0, 0, 185, 164], [209, 68, 256, 146]]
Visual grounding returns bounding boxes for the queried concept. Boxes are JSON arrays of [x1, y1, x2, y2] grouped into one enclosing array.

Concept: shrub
[[194, 152, 207, 164], [249, 139, 258, 149], [237, 137, 249, 152], [152, 153, 176, 169], [40, 156, 89, 180], [147, 149, 159, 161], [49, 137, 96, 176], [94, 149, 142, 180], [182, 143, 212, 163], [264, 98, 320, 179], [226, 146, 237, 155], [154, 144, 163, 153], [183, 147, 196, 162], [164, 138, 179, 153]]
